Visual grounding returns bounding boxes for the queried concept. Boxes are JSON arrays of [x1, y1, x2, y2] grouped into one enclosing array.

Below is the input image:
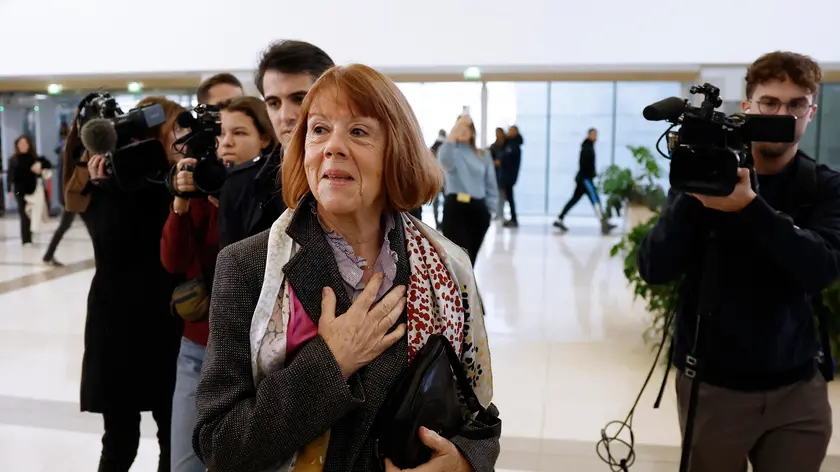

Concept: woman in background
[[500, 125, 523, 228], [43, 121, 76, 266], [8, 135, 52, 246], [489, 127, 507, 220], [438, 116, 498, 265], [161, 95, 278, 472], [79, 96, 186, 472]]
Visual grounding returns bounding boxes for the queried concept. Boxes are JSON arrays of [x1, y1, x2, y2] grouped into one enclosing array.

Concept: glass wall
[[477, 80, 684, 215], [547, 82, 616, 216], [485, 82, 549, 214]]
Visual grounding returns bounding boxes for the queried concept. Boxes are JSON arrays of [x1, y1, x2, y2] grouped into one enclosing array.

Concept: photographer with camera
[[76, 96, 188, 472], [216, 39, 334, 248], [161, 94, 277, 472], [638, 52, 840, 471]]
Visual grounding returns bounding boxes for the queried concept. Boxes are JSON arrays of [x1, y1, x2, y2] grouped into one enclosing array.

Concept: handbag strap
[[439, 336, 502, 441]]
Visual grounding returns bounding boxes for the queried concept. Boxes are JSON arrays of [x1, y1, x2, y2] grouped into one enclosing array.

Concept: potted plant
[[600, 145, 667, 229], [610, 214, 680, 348]]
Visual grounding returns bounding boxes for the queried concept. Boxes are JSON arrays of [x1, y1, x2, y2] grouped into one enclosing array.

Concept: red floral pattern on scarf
[[403, 217, 465, 362]]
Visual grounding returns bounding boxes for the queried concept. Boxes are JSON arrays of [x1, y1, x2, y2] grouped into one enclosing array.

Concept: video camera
[[166, 104, 228, 198], [643, 83, 797, 196], [77, 92, 170, 192]]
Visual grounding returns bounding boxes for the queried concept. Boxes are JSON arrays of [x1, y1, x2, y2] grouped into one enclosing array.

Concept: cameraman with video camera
[[638, 52, 840, 472], [72, 95, 188, 472]]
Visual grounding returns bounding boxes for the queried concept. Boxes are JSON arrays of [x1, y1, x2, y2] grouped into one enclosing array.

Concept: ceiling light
[[47, 84, 63, 95], [463, 67, 482, 80]]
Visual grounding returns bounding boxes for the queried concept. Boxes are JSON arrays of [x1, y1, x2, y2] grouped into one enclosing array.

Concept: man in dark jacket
[[217, 40, 335, 249], [554, 128, 614, 234], [638, 51, 839, 472], [500, 125, 523, 228]]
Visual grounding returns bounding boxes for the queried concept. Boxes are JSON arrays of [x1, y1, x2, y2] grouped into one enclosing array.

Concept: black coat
[[576, 138, 596, 182], [79, 179, 183, 413], [9, 153, 52, 196], [217, 147, 287, 249], [500, 135, 523, 187]]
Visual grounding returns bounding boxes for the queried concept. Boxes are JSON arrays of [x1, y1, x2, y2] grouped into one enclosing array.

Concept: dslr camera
[[77, 92, 169, 192], [166, 104, 228, 198], [643, 83, 796, 196]]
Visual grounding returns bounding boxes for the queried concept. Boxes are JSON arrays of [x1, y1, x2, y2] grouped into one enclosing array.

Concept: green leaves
[[599, 145, 666, 218]]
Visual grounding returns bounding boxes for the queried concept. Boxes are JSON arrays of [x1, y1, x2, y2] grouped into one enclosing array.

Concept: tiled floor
[[2, 212, 840, 471]]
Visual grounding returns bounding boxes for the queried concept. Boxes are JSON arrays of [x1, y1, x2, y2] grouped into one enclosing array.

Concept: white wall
[[0, 0, 834, 77]]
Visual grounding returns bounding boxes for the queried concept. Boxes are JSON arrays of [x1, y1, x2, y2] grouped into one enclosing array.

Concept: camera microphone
[[642, 97, 688, 122], [80, 118, 118, 155]]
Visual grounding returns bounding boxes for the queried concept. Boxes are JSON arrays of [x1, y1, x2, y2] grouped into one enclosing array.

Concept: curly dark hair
[[745, 51, 822, 100]]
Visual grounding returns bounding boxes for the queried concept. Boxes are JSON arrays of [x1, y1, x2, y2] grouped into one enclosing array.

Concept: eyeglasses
[[749, 97, 814, 118]]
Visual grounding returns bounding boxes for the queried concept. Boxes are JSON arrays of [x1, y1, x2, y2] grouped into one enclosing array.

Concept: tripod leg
[[679, 374, 701, 472]]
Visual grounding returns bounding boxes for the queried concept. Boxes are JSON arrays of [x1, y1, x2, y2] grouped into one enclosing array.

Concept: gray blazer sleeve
[[450, 403, 501, 472], [192, 244, 366, 472]]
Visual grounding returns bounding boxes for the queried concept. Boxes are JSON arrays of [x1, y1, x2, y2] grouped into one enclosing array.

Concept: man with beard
[[638, 51, 840, 472]]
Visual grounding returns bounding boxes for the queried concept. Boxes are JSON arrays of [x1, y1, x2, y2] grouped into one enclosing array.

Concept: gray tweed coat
[[193, 204, 501, 472]]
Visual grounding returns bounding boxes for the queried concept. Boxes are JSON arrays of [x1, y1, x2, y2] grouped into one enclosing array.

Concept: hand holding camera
[[173, 158, 198, 214], [688, 168, 757, 212], [88, 154, 109, 181], [174, 158, 198, 194]]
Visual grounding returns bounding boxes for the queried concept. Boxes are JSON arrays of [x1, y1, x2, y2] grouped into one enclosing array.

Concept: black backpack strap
[[789, 154, 834, 381]]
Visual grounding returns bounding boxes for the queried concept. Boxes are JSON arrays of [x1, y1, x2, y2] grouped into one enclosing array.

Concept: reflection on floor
[[2, 213, 840, 471]]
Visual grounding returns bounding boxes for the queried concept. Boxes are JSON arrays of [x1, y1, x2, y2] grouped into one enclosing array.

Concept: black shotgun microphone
[[643, 97, 688, 122], [80, 118, 118, 155]]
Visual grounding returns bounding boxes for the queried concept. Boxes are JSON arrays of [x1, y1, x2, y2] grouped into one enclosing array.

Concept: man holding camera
[[639, 51, 840, 471], [216, 40, 335, 248]]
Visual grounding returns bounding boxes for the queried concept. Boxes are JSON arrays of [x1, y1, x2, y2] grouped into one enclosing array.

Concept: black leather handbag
[[374, 334, 502, 469]]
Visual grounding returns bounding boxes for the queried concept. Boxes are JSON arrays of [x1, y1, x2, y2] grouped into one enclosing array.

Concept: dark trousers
[[503, 182, 518, 222], [99, 406, 172, 472], [15, 194, 32, 244], [675, 370, 832, 472], [43, 209, 75, 260], [558, 178, 600, 220], [441, 195, 490, 266]]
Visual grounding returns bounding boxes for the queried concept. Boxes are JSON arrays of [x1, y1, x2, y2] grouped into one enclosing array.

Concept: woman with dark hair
[[489, 127, 507, 219], [161, 95, 278, 472], [195, 64, 499, 472], [439, 116, 499, 265], [8, 135, 52, 245], [80, 96, 187, 472]]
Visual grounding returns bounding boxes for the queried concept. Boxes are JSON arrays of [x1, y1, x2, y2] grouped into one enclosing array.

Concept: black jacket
[[9, 153, 52, 196], [638, 153, 840, 390], [576, 139, 596, 182], [500, 135, 523, 187], [217, 147, 287, 249]]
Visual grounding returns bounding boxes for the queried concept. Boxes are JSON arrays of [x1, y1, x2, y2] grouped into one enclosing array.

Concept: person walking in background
[[43, 122, 75, 266], [439, 115, 498, 265], [8, 135, 52, 246], [490, 128, 507, 220], [554, 128, 615, 235], [501, 125, 523, 228], [430, 129, 447, 228]]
